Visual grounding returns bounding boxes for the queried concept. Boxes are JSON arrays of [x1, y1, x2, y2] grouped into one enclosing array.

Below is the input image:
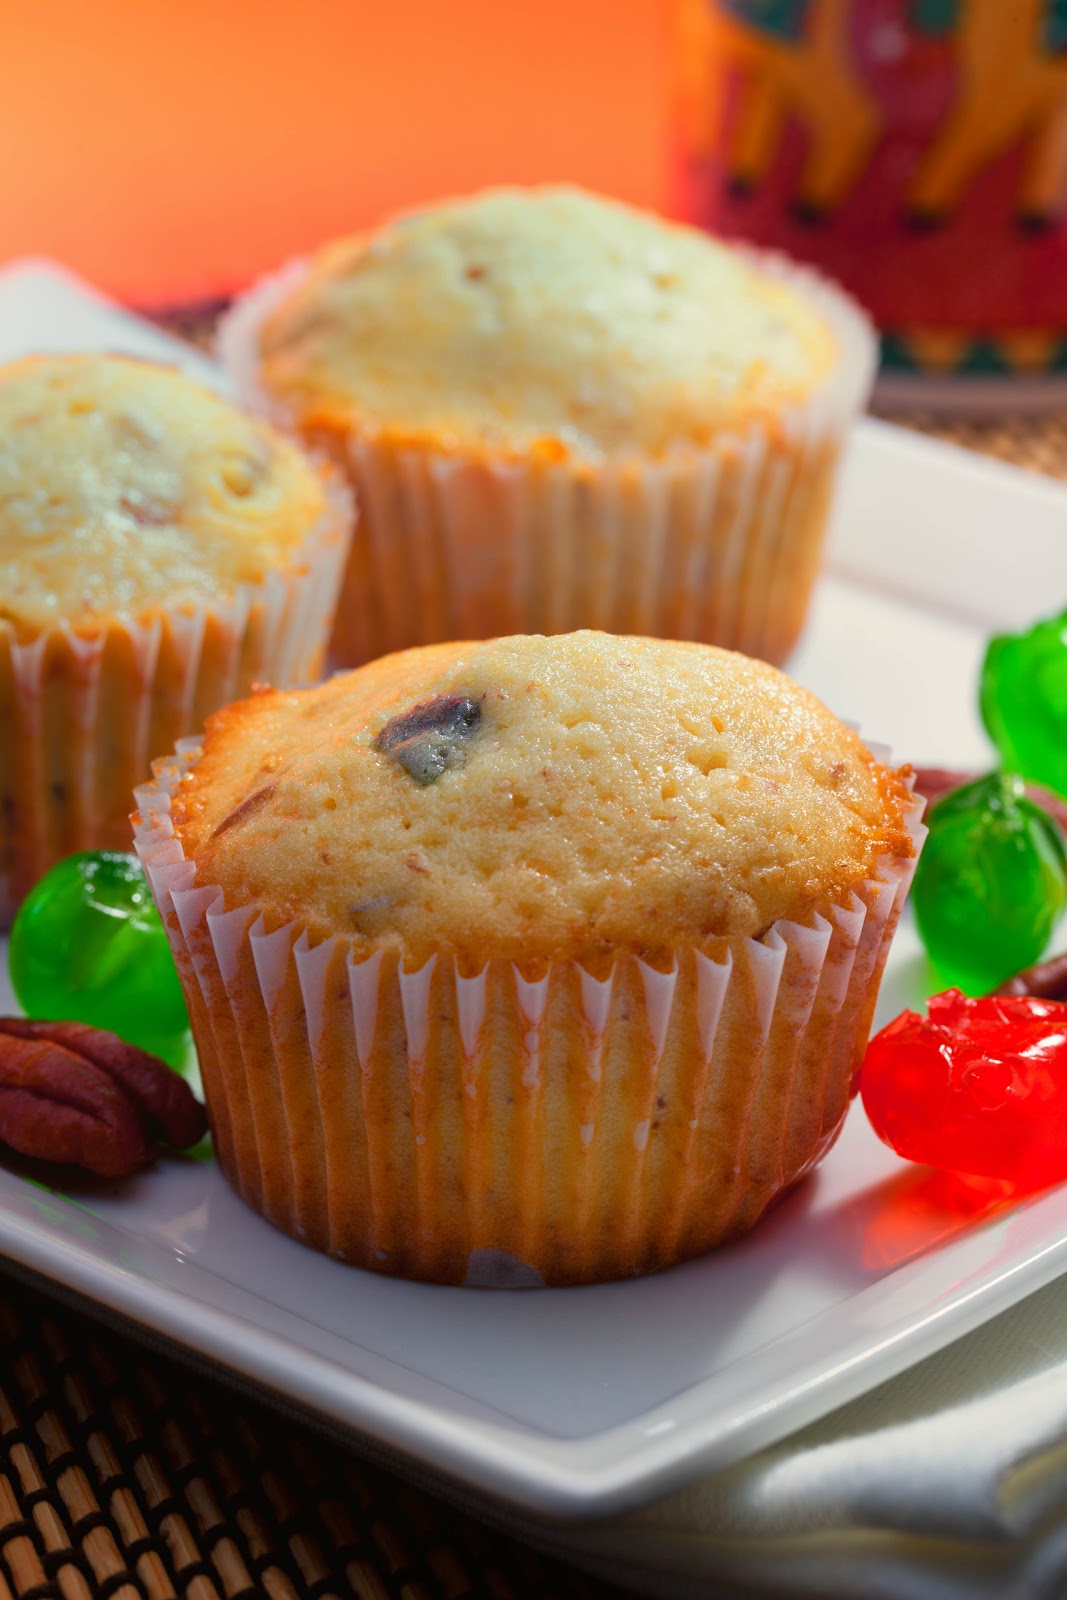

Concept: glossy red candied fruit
[[861, 989, 1067, 1185]]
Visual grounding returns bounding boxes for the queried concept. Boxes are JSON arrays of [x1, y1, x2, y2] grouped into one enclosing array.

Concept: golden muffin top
[[171, 631, 914, 967], [0, 354, 329, 633], [256, 186, 837, 459]]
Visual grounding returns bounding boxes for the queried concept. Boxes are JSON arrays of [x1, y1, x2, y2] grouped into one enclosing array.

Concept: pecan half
[[0, 1035, 152, 1178], [993, 951, 1067, 1001], [0, 1020, 207, 1149]]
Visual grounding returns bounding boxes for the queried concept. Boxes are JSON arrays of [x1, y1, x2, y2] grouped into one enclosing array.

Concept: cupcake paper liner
[[0, 472, 353, 928], [134, 739, 923, 1288], [219, 247, 877, 668]]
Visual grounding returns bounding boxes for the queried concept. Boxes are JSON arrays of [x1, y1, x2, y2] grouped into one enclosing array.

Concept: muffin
[[220, 186, 875, 667], [0, 353, 352, 925], [134, 631, 922, 1287]]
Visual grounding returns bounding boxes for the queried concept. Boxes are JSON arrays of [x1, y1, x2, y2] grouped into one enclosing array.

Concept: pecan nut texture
[[0, 1018, 208, 1179], [0, 1034, 152, 1178], [0, 1019, 207, 1148], [994, 951, 1067, 1001]]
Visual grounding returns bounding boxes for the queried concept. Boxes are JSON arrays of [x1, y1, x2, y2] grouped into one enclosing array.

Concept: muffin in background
[[0, 353, 352, 925], [135, 630, 922, 1287], [220, 186, 875, 668]]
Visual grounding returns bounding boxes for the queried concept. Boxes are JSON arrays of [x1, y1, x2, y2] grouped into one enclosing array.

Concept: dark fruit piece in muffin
[[373, 695, 482, 785]]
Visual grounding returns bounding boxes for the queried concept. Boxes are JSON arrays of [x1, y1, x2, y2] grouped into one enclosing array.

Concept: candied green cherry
[[980, 609, 1067, 799], [912, 772, 1067, 996], [8, 852, 190, 1068]]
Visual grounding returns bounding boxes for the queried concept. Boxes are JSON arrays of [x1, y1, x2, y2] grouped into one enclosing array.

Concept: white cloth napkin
[[537, 1276, 1067, 1599]]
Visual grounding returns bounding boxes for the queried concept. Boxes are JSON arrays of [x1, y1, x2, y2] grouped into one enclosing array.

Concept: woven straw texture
[[0, 1274, 622, 1600], [874, 409, 1067, 480], [1, 340, 1063, 1597]]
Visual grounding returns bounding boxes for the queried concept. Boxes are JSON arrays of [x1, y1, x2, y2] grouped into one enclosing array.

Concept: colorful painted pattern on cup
[[678, 0, 1067, 374]]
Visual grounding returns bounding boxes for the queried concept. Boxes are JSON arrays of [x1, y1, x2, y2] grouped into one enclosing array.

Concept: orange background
[[0, 0, 669, 305]]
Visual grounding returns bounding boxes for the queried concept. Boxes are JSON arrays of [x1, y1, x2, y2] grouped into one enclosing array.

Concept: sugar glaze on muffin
[[257, 186, 836, 459], [0, 352, 350, 927], [0, 354, 328, 634], [143, 630, 920, 1283], [225, 185, 872, 669], [173, 631, 914, 967]]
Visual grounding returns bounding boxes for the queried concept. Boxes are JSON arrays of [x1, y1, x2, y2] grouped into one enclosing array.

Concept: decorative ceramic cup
[[676, 0, 1067, 411]]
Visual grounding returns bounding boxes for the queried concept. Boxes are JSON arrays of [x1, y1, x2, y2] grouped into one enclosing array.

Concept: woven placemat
[[0, 1272, 623, 1600], [2, 357, 1064, 1598], [873, 408, 1067, 481]]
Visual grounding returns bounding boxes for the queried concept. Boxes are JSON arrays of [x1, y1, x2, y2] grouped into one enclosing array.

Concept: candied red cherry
[[861, 989, 1067, 1186]]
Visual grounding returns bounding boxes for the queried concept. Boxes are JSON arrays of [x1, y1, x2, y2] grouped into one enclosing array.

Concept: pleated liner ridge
[[0, 473, 352, 928], [135, 743, 924, 1288], [218, 249, 877, 669]]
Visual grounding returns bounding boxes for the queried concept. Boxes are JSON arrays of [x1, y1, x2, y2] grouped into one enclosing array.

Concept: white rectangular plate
[[2, 261, 1067, 1524]]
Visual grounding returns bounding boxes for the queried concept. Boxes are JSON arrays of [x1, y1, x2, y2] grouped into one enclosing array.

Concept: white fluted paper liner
[[134, 744, 923, 1288], [0, 471, 352, 928], [219, 247, 877, 667]]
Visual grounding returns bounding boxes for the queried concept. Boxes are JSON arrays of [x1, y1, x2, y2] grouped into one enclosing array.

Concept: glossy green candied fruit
[[8, 852, 190, 1068], [912, 772, 1067, 996], [980, 608, 1067, 799]]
